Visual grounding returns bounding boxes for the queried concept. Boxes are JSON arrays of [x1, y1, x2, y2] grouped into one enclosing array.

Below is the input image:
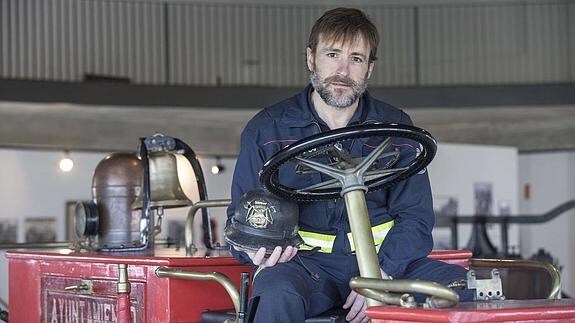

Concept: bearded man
[[226, 7, 474, 323]]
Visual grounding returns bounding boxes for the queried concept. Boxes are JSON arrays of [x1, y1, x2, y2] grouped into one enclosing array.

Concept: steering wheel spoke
[[296, 178, 342, 193], [356, 137, 393, 174], [294, 157, 347, 181], [363, 166, 410, 183]]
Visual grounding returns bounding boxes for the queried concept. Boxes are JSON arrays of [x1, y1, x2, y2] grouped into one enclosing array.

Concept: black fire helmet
[[225, 188, 303, 255]]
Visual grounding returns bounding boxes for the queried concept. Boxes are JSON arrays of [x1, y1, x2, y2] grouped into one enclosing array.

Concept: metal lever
[[64, 280, 93, 294], [236, 272, 250, 323]]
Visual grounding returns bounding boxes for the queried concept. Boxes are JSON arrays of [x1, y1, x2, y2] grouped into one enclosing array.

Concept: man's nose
[[336, 60, 350, 76]]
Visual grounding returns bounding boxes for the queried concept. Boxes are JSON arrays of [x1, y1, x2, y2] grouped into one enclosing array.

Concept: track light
[[59, 150, 74, 172], [211, 157, 225, 175]]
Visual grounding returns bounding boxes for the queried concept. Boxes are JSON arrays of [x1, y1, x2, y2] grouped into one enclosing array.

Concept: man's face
[[307, 35, 374, 109]]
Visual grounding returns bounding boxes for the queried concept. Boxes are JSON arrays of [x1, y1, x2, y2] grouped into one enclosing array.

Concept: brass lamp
[[132, 151, 197, 209], [133, 134, 212, 250]]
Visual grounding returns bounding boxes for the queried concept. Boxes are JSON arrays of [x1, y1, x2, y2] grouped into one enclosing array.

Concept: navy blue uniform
[[227, 85, 472, 322]]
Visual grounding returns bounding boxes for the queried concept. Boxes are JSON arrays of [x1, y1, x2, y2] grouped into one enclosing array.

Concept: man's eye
[[352, 57, 364, 63], [327, 53, 337, 58]]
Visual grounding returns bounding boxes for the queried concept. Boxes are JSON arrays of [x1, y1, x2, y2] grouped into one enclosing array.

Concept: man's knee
[[252, 264, 311, 297], [406, 257, 468, 282]]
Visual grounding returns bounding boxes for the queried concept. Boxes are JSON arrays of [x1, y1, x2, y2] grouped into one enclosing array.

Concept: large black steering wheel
[[260, 123, 437, 201]]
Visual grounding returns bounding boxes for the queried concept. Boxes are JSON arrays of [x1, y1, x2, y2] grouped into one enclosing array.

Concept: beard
[[309, 66, 368, 109]]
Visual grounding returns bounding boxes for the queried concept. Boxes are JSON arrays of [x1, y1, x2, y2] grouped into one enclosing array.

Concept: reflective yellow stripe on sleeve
[[299, 220, 394, 254], [298, 230, 335, 253], [347, 220, 394, 253]]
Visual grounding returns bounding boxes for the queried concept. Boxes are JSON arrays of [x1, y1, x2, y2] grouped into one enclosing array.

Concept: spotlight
[[59, 150, 74, 172], [211, 157, 225, 175]]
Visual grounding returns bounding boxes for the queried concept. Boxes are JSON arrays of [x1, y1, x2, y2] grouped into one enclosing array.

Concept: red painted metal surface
[[7, 248, 252, 323], [12, 247, 573, 322], [368, 250, 575, 322], [117, 294, 132, 323], [366, 299, 575, 322], [43, 274, 145, 322]]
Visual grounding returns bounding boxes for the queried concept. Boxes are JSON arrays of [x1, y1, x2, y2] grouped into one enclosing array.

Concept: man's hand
[[343, 290, 368, 323], [343, 269, 390, 322], [243, 246, 298, 268]]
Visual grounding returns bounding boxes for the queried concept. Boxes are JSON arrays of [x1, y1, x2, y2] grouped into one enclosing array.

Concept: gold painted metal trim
[[117, 263, 131, 294], [184, 199, 231, 253], [350, 277, 460, 308], [344, 190, 384, 307], [470, 258, 561, 299], [155, 267, 240, 313]]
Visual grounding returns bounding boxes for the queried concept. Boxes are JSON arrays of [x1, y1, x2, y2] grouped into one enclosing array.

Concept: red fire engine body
[[7, 248, 575, 322], [6, 248, 250, 323]]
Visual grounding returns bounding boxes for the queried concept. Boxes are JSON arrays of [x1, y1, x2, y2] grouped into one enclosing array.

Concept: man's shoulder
[[364, 92, 412, 125], [245, 89, 307, 130]]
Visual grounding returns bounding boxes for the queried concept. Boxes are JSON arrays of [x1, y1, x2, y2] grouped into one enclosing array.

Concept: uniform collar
[[279, 84, 316, 128]]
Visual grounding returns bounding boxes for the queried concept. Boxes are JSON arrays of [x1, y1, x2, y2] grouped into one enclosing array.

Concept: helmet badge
[[245, 199, 276, 229]]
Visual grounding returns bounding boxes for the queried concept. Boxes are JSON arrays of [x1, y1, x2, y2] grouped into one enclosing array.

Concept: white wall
[[0, 149, 105, 241], [519, 151, 575, 296], [428, 143, 519, 253], [0, 148, 104, 308]]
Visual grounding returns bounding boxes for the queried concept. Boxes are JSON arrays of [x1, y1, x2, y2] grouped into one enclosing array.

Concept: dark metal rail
[[435, 199, 575, 254]]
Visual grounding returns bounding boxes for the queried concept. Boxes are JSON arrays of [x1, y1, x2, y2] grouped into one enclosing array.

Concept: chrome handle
[[64, 280, 93, 294]]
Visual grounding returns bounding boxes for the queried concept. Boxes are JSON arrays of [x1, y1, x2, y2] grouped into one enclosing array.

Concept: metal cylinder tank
[[92, 152, 143, 248]]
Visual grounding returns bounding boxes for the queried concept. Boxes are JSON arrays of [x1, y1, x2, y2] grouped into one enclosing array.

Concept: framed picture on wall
[[25, 217, 57, 243], [0, 218, 18, 243]]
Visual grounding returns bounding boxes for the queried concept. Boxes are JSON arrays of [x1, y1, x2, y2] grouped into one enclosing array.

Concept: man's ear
[[367, 61, 375, 79], [306, 47, 314, 72]]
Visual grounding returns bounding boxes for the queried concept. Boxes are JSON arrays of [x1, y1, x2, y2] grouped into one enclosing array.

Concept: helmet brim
[[224, 224, 304, 255]]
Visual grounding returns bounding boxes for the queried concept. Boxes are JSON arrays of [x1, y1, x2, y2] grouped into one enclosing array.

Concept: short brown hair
[[308, 7, 379, 62]]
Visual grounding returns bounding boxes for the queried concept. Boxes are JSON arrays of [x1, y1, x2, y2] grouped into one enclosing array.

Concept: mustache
[[324, 75, 357, 87]]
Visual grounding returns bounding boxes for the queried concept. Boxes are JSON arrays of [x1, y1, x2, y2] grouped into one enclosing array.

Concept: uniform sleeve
[[226, 126, 265, 264], [377, 114, 435, 278]]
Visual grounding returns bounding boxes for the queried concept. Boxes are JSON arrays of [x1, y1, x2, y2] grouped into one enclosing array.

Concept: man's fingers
[[380, 268, 390, 279], [251, 247, 267, 266], [342, 290, 357, 309], [346, 300, 362, 321], [350, 309, 367, 323], [346, 292, 367, 323], [245, 251, 256, 261], [289, 246, 298, 259], [263, 246, 282, 267], [349, 304, 367, 323], [278, 246, 295, 263], [249, 246, 298, 268]]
